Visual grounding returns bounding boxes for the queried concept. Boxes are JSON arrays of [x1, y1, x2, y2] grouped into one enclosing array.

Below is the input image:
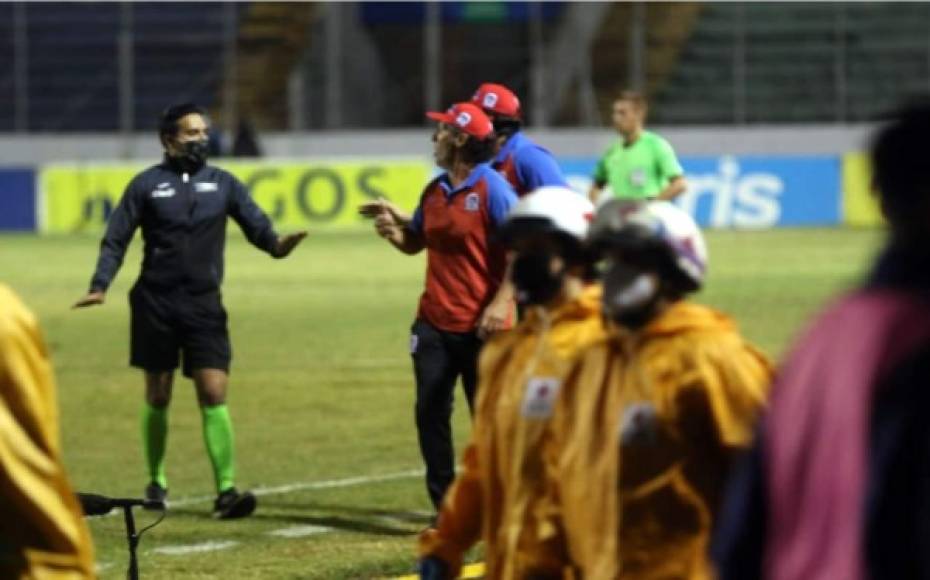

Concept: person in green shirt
[[588, 91, 687, 205]]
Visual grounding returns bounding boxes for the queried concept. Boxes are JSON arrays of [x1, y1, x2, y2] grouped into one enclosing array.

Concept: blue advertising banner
[[0, 169, 36, 231], [560, 155, 841, 228]]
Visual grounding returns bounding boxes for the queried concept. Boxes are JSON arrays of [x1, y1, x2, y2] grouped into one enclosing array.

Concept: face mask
[[602, 263, 660, 329], [512, 251, 564, 306], [173, 139, 209, 170]]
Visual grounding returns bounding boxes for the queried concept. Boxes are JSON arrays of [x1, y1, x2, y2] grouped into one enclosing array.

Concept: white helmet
[[500, 186, 594, 244], [588, 200, 707, 290]]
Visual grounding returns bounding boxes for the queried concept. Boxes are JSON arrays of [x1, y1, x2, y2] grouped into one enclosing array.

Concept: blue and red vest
[[411, 163, 518, 332]]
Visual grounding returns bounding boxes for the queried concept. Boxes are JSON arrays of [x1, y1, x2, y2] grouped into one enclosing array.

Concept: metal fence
[[1, 2, 929, 133]]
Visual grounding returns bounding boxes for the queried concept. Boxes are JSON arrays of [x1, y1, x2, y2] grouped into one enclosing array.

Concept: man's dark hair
[[871, 97, 930, 228], [490, 114, 522, 139], [459, 133, 497, 165], [616, 90, 648, 112], [158, 103, 206, 145]]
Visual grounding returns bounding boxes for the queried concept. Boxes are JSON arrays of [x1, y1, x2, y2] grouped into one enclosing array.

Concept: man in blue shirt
[[471, 82, 568, 197]]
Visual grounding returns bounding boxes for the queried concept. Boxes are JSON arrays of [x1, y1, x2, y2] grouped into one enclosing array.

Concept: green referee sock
[[201, 404, 236, 494], [142, 403, 169, 489]]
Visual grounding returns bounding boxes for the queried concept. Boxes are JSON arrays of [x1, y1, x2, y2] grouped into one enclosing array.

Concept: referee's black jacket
[[89, 158, 280, 294]]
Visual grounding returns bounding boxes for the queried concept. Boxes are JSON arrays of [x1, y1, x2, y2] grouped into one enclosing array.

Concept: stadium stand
[[0, 3, 14, 132], [18, 2, 121, 131], [582, 2, 702, 126], [2, 2, 930, 131], [132, 2, 239, 131], [0, 2, 240, 132], [652, 2, 930, 124], [213, 2, 318, 131]]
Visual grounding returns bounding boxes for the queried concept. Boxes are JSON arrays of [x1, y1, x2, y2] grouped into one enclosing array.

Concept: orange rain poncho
[[539, 300, 772, 580], [0, 284, 95, 579], [419, 284, 606, 579]]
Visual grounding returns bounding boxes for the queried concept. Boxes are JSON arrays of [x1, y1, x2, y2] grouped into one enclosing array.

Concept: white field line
[[266, 524, 333, 538], [154, 540, 239, 556], [94, 469, 427, 570], [166, 468, 424, 508]]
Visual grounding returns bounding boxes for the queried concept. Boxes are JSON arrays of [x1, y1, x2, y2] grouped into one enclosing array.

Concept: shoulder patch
[[464, 192, 480, 212]]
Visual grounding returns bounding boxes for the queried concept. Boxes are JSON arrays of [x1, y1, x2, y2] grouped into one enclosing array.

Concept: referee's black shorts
[[129, 282, 231, 377]]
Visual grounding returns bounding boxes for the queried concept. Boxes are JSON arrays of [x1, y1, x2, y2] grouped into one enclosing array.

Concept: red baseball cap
[[472, 83, 522, 118], [426, 102, 494, 140]]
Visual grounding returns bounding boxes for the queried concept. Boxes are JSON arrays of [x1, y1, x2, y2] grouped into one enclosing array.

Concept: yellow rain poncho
[[420, 284, 605, 579], [540, 300, 772, 580], [0, 284, 95, 579]]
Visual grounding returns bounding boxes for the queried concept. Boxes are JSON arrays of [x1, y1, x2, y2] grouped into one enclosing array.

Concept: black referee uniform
[[89, 157, 281, 374]]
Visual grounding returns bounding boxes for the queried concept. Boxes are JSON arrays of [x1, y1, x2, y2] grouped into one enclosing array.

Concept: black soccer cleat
[[212, 487, 257, 520], [144, 482, 168, 510]]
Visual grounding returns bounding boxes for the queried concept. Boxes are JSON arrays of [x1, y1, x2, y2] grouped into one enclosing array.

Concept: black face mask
[[512, 251, 564, 306], [602, 262, 661, 329], [171, 139, 209, 171]]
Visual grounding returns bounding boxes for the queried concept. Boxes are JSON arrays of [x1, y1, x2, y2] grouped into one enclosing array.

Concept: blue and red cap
[[426, 102, 495, 140], [472, 83, 522, 119]]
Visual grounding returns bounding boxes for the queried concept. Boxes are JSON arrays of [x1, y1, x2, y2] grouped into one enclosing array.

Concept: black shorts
[[129, 282, 231, 377]]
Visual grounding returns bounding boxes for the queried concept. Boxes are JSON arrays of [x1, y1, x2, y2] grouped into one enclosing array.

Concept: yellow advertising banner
[[842, 152, 884, 227], [39, 159, 432, 233]]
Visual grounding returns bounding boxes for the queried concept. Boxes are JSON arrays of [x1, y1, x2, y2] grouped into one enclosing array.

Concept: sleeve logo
[[464, 192, 480, 212]]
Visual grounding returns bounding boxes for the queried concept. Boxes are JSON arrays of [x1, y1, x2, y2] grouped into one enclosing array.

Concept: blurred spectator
[[540, 201, 771, 579], [232, 119, 262, 158], [714, 98, 930, 580], [0, 284, 95, 578], [416, 187, 602, 579]]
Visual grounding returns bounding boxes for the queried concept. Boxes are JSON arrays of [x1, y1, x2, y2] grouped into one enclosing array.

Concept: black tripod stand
[[77, 492, 166, 580]]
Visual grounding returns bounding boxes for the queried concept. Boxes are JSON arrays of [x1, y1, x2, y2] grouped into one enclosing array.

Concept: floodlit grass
[[0, 227, 884, 579]]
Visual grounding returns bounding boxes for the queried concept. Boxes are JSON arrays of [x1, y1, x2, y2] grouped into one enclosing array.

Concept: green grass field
[[1, 227, 884, 579]]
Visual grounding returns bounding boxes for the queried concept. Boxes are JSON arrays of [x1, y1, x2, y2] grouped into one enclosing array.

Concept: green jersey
[[593, 130, 684, 200]]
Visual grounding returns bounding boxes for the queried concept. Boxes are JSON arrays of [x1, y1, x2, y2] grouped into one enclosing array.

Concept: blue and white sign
[[0, 169, 36, 231], [560, 155, 841, 229]]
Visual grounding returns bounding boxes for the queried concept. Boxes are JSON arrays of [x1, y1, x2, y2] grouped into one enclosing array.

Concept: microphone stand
[[77, 492, 165, 580], [123, 504, 140, 580]]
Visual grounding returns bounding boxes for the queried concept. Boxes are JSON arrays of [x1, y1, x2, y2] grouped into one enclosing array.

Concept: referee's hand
[[72, 290, 106, 309], [271, 231, 308, 259]]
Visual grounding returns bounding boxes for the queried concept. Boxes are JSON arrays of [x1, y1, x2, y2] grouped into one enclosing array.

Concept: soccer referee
[[588, 91, 687, 205], [72, 103, 306, 519]]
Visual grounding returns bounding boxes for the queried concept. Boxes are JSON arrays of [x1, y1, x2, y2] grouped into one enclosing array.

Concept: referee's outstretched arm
[[73, 176, 145, 309], [228, 177, 307, 258]]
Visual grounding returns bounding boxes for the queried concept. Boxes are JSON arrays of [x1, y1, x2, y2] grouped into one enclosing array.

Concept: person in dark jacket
[[713, 98, 930, 580], [72, 103, 306, 519]]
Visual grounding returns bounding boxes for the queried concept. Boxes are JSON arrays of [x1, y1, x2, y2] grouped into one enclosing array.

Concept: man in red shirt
[[364, 103, 518, 510]]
